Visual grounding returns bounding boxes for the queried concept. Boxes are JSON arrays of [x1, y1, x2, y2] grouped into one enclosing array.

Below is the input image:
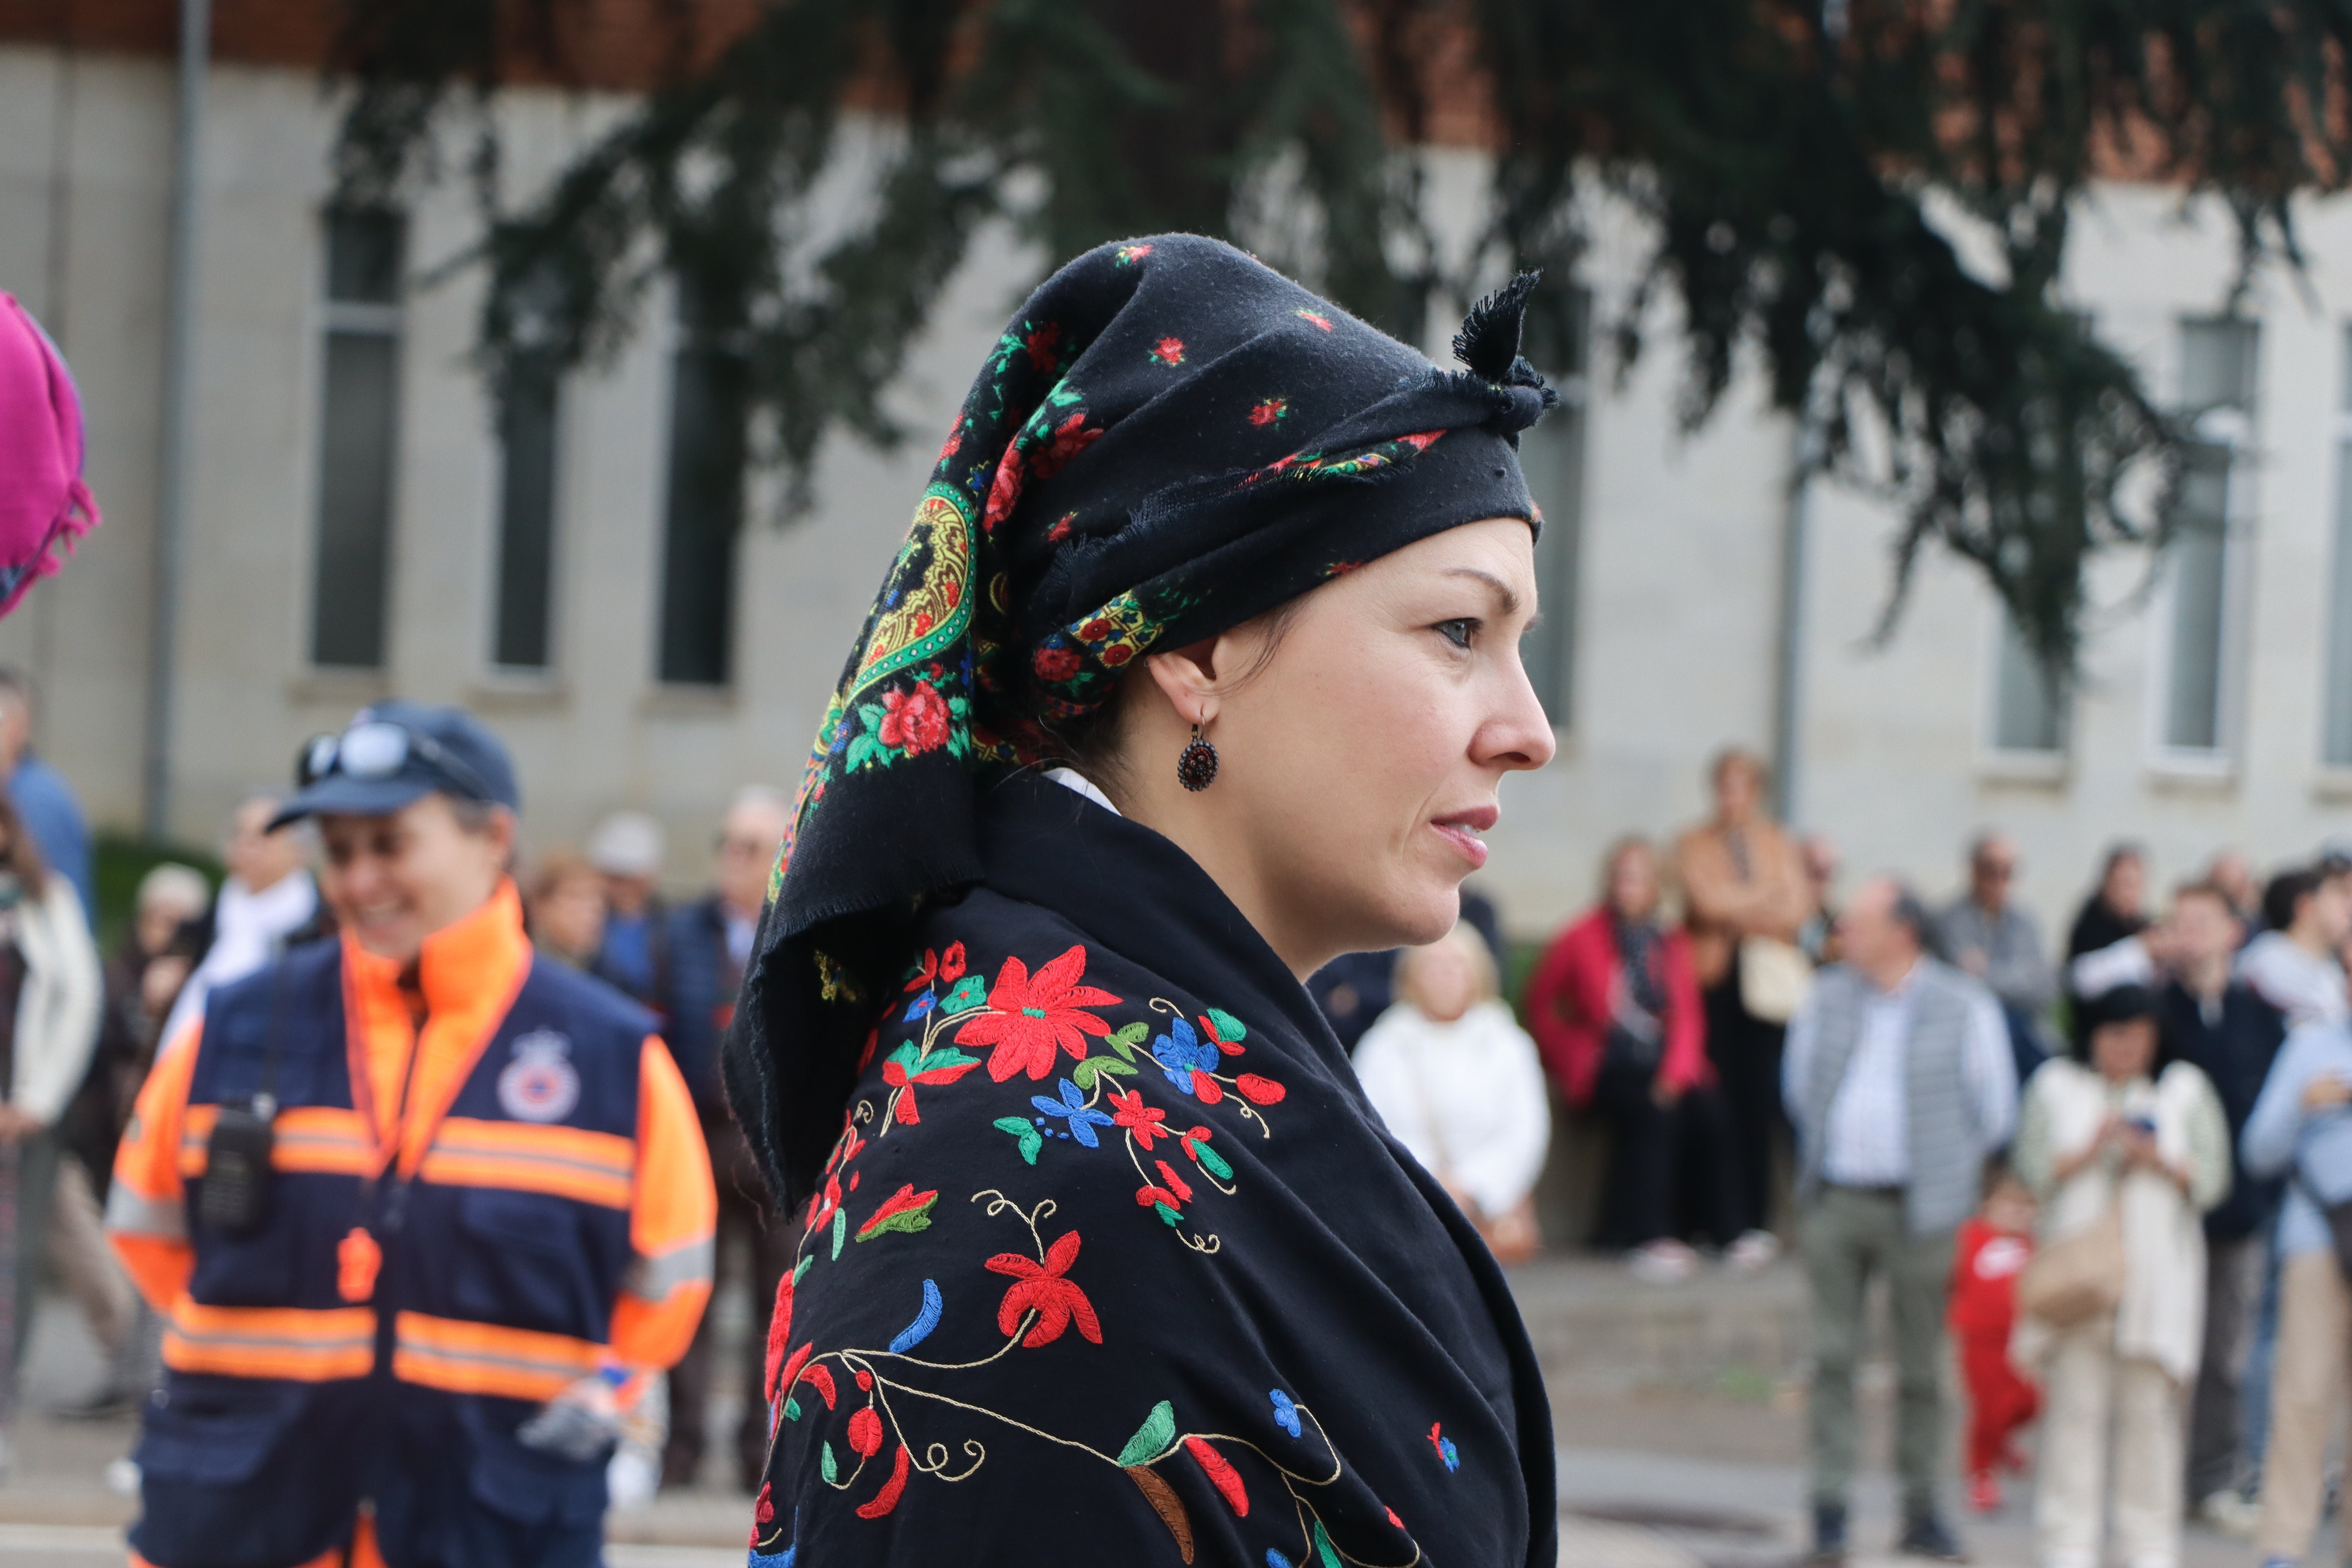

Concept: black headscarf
[[729, 234, 1556, 1207]]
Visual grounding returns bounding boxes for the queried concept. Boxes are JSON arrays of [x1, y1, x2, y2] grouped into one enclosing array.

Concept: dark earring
[[1177, 724, 1219, 791]]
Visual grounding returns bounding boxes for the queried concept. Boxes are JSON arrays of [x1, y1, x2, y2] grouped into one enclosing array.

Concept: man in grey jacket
[[1786, 877, 2019, 1565], [1936, 830, 2057, 1080]]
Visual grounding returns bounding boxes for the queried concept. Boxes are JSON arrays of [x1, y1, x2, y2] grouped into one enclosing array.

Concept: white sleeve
[[12, 879, 103, 1126], [2068, 936, 2154, 1000], [1457, 1013, 1553, 1216], [1350, 1019, 1430, 1166], [1961, 984, 2020, 1149]]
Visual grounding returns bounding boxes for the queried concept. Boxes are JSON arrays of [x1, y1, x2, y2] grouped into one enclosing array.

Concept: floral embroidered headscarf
[[0, 294, 101, 618], [730, 234, 1556, 1206]]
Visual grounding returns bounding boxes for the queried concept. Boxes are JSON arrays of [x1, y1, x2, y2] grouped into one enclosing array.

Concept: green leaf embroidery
[[993, 1116, 1044, 1166], [820, 1440, 838, 1484], [914, 1045, 979, 1074], [792, 1256, 813, 1285], [856, 1192, 940, 1239], [1114, 1400, 1177, 1467], [1192, 1141, 1234, 1181], [1205, 1008, 1247, 1042], [1313, 1521, 1342, 1568], [783, 1395, 802, 1422], [940, 975, 989, 1016], [1106, 1020, 1150, 1060], [1073, 1058, 1102, 1089], [1092, 1056, 1138, 1078], [857, 702, 887, 729], [1154, 1203, 1181, 1227], [830, 1206, 847, 1260], [885, 1041, 926, 1073]]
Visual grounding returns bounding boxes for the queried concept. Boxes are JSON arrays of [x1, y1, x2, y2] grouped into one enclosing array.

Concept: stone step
[[1506, 1254, 1809, 1394]]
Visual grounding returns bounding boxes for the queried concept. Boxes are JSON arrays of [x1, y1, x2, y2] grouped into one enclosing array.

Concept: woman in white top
[[2011, 983, 2229, 1568], [1353, 926, 1551, 1262], [0, 787, 100, 1451]]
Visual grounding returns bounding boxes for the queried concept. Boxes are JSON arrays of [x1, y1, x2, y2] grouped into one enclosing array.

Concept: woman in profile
[[726, 235, 1559, 1566]]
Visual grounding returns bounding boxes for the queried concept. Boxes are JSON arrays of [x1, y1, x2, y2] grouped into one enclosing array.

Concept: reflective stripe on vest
[[417, 1118, 635, 1210], [390, 1311, 604, 1402], [176, 1105, 374, 1179], [162, 1299, 377, 1382]]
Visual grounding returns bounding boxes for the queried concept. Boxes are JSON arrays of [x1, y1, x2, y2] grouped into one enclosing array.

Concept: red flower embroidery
[[1033, 645, 1082, 682], [956, 945, 1121, 1081], [985, 1229, 1102, 1347], [1023, 321, 1062, 372], [1101, 646, 1133, 667], [878, 681, 950, 755], [1248, 397, 1288, 427], [1028, 413, 1101, 481], [848, 1405, 884, 1458], [1048, 512, 1076, 543], [937, 427, 962, 462], [1185, 1436, 1249, 1516], [1107, 1087, 1169, 1148], [940, 941, 966, 983], [1296, 309, 1333, 331], [1078, 618, 1112, 641], [1116, 243, 1154, 264], [1235, 1073, 1287, 1105], [1151, 336, 1185, 366], [1398, 429, 1442, 452], [983, 449, 1025, 532], [856, 1444, 910, 1519], [764, 1267, 797, 1400], [755, 1483, 775, 1526]]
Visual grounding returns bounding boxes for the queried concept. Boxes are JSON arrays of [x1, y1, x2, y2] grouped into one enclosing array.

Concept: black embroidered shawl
[[728, 234, 1556, 1214], [748, 771, 1554, 1568]]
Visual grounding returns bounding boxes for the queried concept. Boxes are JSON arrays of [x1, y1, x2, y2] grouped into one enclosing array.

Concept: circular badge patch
[[498, 1030, 579, 1124]]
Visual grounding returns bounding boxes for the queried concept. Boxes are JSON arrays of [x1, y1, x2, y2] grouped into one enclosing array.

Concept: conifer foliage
[[332, 0, 2352, 675]]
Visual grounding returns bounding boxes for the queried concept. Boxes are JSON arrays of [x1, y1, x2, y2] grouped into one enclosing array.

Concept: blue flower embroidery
[[1269, 1389, 1301, 1438], [1030, 1078, 1115, 1148], [1152, 1016, 1218, 1096], [906, 989, 938, 1022]]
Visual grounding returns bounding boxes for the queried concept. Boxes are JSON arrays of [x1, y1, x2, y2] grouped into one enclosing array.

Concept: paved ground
[[0, 1260, 2300, 1566]]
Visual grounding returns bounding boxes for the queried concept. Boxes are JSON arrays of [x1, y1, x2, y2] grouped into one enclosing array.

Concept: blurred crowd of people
[[1332, 744, 2352, 1567]]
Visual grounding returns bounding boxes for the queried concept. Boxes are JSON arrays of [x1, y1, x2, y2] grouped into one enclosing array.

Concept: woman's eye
[[1434, 618, 1477, 650]]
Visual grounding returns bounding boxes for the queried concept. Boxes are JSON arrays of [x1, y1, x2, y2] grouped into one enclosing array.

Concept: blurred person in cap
[[656, 786, 790, 1491], [2011, 983, 2229, 1568], [588, 810, 667, 1008], [157, 793, 322, 1051], [525, 849, 608, 972], [1937, 829, 2058, 1085], [106, 701, 714, 1568], [0, 668, 91, 926]]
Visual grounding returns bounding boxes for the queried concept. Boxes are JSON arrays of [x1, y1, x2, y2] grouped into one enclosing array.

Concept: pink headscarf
[[0, 294, 100, 617]]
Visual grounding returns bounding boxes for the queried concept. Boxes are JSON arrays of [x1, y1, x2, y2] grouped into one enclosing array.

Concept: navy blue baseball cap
[[272, 700, 521, 828]]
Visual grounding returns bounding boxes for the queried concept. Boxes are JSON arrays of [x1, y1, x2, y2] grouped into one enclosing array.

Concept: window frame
[[485, 349, 569, 680], [305, 206, 408, 675]]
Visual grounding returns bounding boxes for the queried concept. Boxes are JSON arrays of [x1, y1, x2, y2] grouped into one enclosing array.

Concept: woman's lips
[[1431, 806, 1497, 870]]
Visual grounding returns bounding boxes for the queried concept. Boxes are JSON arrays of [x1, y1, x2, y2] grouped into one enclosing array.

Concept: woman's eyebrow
[[1445, 566, 1522, 616]]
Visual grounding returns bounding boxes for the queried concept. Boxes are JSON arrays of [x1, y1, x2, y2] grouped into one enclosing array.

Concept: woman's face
[[1714, 758, 1760, 823], [2104, 853, 2145, 915], [1408, 939, 1480, 1024], [1610, 846, 1659, 922], [2091, 1016, 2157, 1083], [1153, 517, 1551, 971], [534, 870, 606, 960]]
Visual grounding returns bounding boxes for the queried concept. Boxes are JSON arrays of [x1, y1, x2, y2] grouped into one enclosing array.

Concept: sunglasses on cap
[[297, 720, 499, 804]]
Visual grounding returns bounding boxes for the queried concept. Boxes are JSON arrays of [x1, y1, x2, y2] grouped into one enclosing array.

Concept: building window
[[1989, 604, 2066, 753], [2160, 316, 2258, 756], [1517, 288, 1590, 727], [492, 351, 561, 670], [657, 289, 748, 687], [310, 209, 406, 670], [2323, 324, 2352, 766]]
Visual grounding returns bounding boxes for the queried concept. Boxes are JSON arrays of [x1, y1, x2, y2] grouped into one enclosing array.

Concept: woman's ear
[[1144, 638, 1222, 728]]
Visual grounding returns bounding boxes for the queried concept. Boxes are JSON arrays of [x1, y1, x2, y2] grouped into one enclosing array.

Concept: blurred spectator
[[661, 787, 789, 1492], [1677, 747, 1813, 1265], [2237, 866, 2351, 1029], [526, 849, 608, 971], [1355, 927, 1549, 1263], [1525, 837, 1735, 1281], [0, 667, 90, 924], [2141, 882, 2285, 1533], [2243, 991, 2352, 1567], [1309, 888, 1504, 1056], [1797, 834, 1841, 965], [1937, 830, 2057, 1085], [2066, 843, 2150, 968], [2208, 849, 2262, 934], [0, 788, 100, 1462], [1950, 1165, 2038, 1515], [109, 865, 208, 1051], [2011, 985, 2229, 1568], [158, 794, 320, 1051], [1784, 876, 2016, 1566], [590, 810, 668, 1008]]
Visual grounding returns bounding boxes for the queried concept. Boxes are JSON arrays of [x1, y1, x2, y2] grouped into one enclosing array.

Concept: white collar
[[1044, 767, 1122, 818]]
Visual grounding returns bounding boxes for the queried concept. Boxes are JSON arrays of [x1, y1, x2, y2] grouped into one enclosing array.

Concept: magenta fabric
[[0, 294, 100, 616]]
